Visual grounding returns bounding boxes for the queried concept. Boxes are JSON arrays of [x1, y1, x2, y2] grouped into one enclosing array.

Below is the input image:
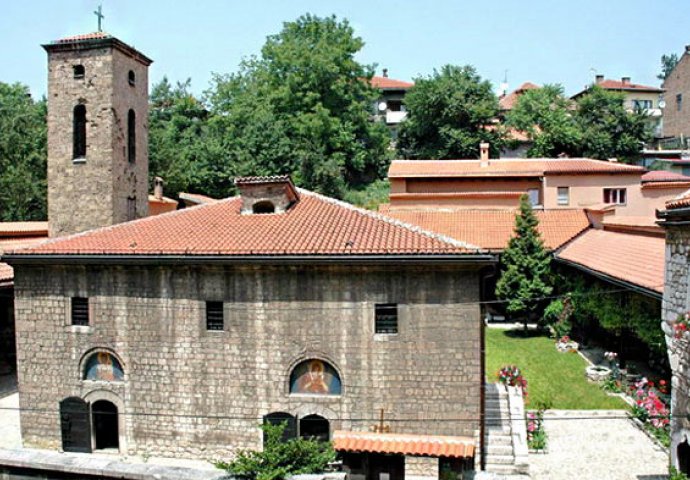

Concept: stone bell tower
[[43, 32, 152, 237]]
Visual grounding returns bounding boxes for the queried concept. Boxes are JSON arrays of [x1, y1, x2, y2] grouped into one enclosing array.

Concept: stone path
[[529, 410, 668, 480], [0, 391, 21, 450]]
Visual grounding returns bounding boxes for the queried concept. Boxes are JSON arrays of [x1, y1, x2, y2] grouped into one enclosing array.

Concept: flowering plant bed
[[674, 313, 689, 339], [630, 378, 670, 448], [555, 335, 579, 353], [527, 402, 549, 452], [497, 365, 528, 398]]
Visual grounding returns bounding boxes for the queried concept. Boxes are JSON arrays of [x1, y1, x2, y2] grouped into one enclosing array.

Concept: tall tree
[[657, 53, 679, 81], [396, 65, 503, 159], [575, 86, 651, 162], [0, 82, 47, 221], [206, 14, 390, 198], [495, 195, 553, 329], [506, 84, 580, 158]]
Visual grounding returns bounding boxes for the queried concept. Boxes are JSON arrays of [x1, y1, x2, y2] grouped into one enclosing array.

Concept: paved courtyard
[[530, 410, 668, 480]]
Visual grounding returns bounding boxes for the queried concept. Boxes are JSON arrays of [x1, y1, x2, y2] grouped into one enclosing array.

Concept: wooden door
[[59, 397, 92, 453]]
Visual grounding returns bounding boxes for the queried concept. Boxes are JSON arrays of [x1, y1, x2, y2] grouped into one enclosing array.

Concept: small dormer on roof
[[234, 175, 300, 215]]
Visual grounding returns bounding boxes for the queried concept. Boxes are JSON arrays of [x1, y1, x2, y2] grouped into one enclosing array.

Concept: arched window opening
[[263, 412, 297, 445], [127, 109, 136, 163], [289, 359, 341, 395], [679, 440, 690, 475], [83, 351, 124, 381], [128, 70, 135, 86], [73, 65, 85, 79], [92, 400, 119, 450], [252, 201, 275, 214], [73, 104, 87, 159], [299, 414, 330, 442]]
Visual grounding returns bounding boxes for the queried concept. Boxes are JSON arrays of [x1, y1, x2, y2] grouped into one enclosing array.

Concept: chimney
[[235, 175, 299, 214], [685, 45, 690, 54], [480, 143, 490, 167], [382, 68, 388, 78], [621, 77, 630, 86], [154, 177, 164, 200], [595, 74, 604, 84]]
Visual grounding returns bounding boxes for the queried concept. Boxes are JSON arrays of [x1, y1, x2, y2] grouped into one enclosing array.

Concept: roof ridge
[[296, 188, 483, 251], [9, 196, 239, 254]]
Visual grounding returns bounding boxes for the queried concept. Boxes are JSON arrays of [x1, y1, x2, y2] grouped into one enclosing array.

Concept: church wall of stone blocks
[[14, 264, 482, 458]]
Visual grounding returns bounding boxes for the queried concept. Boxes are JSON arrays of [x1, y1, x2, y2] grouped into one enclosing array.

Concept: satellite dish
[[378, 101, 388, 112], [659, 100, 666, 109]]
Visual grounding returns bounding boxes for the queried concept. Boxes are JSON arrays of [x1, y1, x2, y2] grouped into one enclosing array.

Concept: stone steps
[[482, 383, 526, 477]]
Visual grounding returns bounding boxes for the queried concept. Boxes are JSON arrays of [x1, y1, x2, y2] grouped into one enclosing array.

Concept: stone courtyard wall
[[662, 225, 690, 469], [13, 263, 482, 460]]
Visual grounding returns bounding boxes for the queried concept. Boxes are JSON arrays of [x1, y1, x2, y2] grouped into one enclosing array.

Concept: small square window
[[206, 301, 224, 331], [557, 187, 570, 206], [71, 297, 89, 326], [375, 303, 398, 334], [73, 65, 85, 79]]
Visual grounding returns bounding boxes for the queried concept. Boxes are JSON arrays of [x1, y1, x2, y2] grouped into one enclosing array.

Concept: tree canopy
[[506, 84, 580, 158], [495, 195, 553, 328], [507, 84, 652, 162], [658, 53, 679, 81], [205, 14, 390, 198], [0, 82, 47, 221], [396, 65, 503, 159]]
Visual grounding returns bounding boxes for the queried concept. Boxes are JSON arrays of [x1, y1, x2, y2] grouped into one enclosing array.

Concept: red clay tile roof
[[641, 170, 690, 183], [666, 189, 690, 209], [499, 82, 540, 110], [333, 431, 475, 458], [595, 79, 663, 93], [54, 32, 111, 43], [178, 192, 218, 205], [388, 159, 645, 178], [370, 76, 414, 90], [0, 236, 49, 284], [556, 229, 664, 294], [378, 208, 590, 251], [8, 190, 482, 257], [0, 222, 48, 237], [390, 191, 524, 200]]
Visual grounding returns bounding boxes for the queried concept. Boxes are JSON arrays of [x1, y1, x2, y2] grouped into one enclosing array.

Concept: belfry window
[[127, 109, 136, 163], [128, 70, 135, 86], [252, 201, 275, 214], [73, 105, 87, 159]]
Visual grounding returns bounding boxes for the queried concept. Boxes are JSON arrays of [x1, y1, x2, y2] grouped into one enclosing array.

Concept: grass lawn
[[485, 328, 627, 409]]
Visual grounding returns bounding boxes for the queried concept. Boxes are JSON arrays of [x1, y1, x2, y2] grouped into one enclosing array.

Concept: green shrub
[[215, 422, 336, 480]]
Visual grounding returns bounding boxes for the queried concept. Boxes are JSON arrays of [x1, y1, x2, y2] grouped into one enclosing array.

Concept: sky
[[2, 0, 689, 99]]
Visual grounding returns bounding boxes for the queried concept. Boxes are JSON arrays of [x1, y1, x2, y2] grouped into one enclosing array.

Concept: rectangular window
[[633, 99, 653, 110], [375, 303, 398, 334], [71, 297, 89, 326], [603, 188, 627, 205], [557, 187, 570, 206], [677, 94, 683, 112], [206, 301, 224, 331], [127, 197, 136, 221], [527, 188, 540, 207]]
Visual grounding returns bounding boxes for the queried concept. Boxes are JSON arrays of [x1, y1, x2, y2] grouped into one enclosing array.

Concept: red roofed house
[[1, 34, 497, 479], [370, 69, 414, 129], [572, 74, 664, 137]]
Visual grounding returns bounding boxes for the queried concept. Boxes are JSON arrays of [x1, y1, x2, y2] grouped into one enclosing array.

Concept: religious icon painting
[[290, 359, 342, 395], [83, 352, 124, 381]]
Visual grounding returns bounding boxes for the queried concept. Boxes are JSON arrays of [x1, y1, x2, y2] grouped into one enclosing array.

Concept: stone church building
[[2, 32, 495, 479]]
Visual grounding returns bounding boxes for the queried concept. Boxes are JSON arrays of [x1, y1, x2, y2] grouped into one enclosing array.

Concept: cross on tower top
[[94, 4, 104, 32]]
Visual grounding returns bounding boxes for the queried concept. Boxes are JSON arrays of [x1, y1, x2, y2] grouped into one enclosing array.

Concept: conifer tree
[[495, 195, 553, 329]]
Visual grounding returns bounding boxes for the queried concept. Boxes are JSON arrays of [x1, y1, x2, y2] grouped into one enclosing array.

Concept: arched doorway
[[679, 439, 690, 475], [92, 400, 119, 450], [299, 414, 330, 442]]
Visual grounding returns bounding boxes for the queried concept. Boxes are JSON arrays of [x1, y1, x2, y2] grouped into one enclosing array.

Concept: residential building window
[[632, 99, 653, 110], [73, 104, 87, 159], [557, 187, 570, 206], [73, 65, 85, 79], [206, 301, 224, 331], [603, 188, 627, 205], [678, 94, 683, 112], [375, 303, 398, 334], [127, 109, 136, 163], [71, 297, 89, 326], [527, 188, 540, 207]]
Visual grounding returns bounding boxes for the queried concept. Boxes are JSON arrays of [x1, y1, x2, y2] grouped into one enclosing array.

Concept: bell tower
[[43, 32, 152, 237]]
